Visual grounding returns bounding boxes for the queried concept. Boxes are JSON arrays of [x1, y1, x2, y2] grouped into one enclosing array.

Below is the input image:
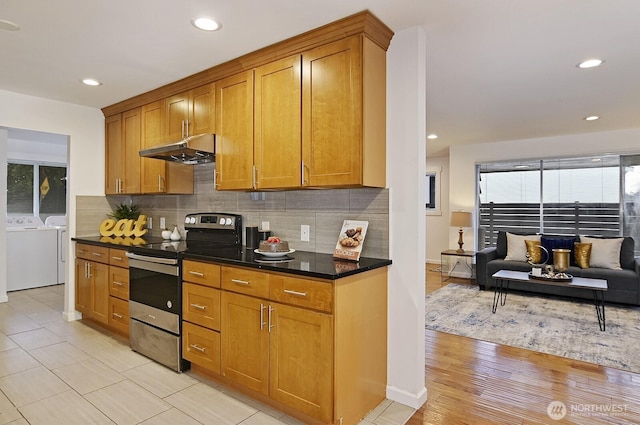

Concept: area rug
[[425, 284, 640, 373]]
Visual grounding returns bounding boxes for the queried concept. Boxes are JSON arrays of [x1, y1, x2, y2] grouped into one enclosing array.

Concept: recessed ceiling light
[[427, 134, 438, 140], [0, 19, 20, 31], [192, 17, 221, 31], [82, 78, 102, 86], [577, 59, 604, 69], [584, 115, 599, 121]]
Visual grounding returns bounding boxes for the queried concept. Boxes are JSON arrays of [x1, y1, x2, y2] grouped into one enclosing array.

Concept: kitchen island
[[72, 235, 391, 425]]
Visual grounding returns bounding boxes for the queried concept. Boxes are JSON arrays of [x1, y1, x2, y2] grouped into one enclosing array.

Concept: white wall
[[386, 26, 428, 408], [425, 155, 449, 263], [445, 128, 640, 251], [0, 89, 105, 318], [0, 129, 7, 302]]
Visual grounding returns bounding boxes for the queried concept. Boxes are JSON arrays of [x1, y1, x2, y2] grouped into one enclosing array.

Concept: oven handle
[[126, 252, 179, 266]]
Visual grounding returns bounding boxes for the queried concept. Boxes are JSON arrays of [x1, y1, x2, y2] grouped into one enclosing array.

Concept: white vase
[[161, 229, 172, 240], [170, 226, 181, 241]]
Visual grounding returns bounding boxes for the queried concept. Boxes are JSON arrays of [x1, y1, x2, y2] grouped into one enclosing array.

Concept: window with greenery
[[478, 155, 623, 249], [7, 162, 67, 217]]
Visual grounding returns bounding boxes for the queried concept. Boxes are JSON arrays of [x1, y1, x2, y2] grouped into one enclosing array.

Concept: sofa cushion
[[505, 233, 540, 261], [579, 236, 624, 270], [541, 235, 577, 266], [574, 242, 592, 269], [578, 235, 635, 270]]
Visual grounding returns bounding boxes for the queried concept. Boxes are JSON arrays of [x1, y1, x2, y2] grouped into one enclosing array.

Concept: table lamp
[[451, 211, 473, 253]]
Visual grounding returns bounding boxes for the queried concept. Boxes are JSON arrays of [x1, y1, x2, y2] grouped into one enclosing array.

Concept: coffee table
[[491, 270, 608, 331]]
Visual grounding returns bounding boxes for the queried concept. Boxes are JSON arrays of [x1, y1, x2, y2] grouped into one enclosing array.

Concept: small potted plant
[[108, 203, 141, 220]]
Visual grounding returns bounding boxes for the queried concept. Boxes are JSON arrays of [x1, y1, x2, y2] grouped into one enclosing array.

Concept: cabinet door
[[122, 108, 141, 194], [109, 266, 129, 300], [165, 92, 189, 142], [220, 291, 269, 395], [108, 296, 129, 336], [75, 259, 91, 315], [189, 83, 215, 136], [269, 302, 333, 423], [105, 114, 124, 194], [140, 100, 167, 193], [302, 36, 362, 187], [215, 70, 254, 190], [254, 56, 302, 190], [90, 262, 110, 324]]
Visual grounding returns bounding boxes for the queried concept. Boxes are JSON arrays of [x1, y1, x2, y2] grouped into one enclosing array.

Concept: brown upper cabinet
[[165, 83, 216, 142], [105, 108, 141, 194], [102, 11, 393, 193]]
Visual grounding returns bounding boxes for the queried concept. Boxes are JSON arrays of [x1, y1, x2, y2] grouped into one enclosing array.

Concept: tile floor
[[0, 285, 415, 425]]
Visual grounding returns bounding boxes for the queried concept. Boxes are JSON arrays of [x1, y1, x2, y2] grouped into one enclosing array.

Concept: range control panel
[[184, 213, 241, 230]]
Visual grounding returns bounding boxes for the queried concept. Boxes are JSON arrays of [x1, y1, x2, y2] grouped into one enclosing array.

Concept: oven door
[[127, 254, 181, 316]]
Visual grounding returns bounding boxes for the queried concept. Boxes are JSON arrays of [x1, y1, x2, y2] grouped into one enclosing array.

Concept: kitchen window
[[7, 162, 67, 217]]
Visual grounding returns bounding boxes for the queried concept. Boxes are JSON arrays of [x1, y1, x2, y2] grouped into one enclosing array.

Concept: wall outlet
[[261, 221, 270, 231], [301, 224, 310, 242], [147, 217, 153, 229], [160, 217, 166, 229]]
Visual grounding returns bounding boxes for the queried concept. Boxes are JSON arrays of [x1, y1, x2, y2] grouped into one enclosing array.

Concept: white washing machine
[[6, 216, 59, 291], [44, 215, 67, 283]]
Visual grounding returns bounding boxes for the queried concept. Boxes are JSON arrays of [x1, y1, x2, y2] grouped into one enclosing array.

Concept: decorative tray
[[528, 272, 573, 282]]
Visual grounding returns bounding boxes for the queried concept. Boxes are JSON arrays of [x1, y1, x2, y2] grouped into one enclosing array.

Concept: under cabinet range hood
[[139, 133, 215, 165]]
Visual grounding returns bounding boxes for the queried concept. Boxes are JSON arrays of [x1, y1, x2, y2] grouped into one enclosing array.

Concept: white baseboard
[[63, 310, 82, 321], [386, 385, 428, 409]]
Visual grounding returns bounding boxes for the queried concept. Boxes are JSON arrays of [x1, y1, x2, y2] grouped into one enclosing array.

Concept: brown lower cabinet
[[183, 262, 388, 425], [75, 244, 130, 336]]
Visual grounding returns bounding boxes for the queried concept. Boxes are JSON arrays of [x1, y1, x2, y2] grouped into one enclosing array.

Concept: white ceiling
[[2, 0, 639, 157]]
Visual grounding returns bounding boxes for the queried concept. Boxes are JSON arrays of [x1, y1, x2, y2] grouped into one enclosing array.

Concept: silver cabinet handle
[[186, 120, 190, 137], [181, 120, 185, 139], [147, 314, 156, 320], [113, 281, 125, 286], [112, 312, 124, 319], [283, 289, 307, 297], [111, 256, 123, 261], [190, 344, 206, 353], [190, 303, 207, 311], [260, 303, 267, 330], [252, 165, 257, 188], [87, 263, 92, 278], [268, 305, 275, 332], [231, 279, 250, 285], [158, 175, 162, 191], [92, 252, 103, 257], [189, 271, 205, 277], [301, 161, 304, 186]]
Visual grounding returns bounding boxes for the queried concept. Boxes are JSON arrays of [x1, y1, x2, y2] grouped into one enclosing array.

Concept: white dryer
[[44, 215, 67, 284]]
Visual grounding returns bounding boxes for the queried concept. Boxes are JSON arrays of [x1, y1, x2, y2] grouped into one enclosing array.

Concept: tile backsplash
[[76, 164, 389, 258]]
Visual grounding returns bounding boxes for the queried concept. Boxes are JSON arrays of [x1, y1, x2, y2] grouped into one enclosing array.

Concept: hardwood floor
[[409, 267, 640, 424]]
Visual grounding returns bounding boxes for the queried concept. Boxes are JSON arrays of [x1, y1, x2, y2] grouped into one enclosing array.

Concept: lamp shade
[[450, 211, 472, 228]]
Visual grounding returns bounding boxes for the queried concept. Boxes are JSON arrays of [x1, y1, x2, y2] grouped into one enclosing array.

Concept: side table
[[440, 249, 476, 284]]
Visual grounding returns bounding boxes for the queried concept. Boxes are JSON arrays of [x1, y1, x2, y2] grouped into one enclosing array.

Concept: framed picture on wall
[[426, 168, 441, 216]]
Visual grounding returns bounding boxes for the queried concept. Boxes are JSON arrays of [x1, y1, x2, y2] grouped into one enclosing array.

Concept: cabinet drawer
[[76, 244, 110, 263], [183, 283, 220, 330], [108, 296, 129, 336], [109, 248, 129, 267], [182, 321, 220, 374], [183, 260, 221, 288], [221, 266, 269, 298], [270, 275, 333, 313], [109, 266, 129, 300]]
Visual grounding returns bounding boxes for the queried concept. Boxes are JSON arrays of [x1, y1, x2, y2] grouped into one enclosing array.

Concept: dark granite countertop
[[72, 236, 391, 280]]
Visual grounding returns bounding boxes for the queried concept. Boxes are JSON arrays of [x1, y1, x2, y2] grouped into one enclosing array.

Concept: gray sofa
[[476, 232, 640, 306]]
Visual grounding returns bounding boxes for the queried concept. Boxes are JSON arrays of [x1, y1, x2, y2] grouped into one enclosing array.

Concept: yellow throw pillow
[[525, 240, 543, 264], [574, 242, 592, 269]]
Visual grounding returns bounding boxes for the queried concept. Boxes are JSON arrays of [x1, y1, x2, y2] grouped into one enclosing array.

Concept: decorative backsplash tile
[[78, 167, 389, 258]]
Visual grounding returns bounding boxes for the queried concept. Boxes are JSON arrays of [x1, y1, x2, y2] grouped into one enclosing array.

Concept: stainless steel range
[[126, 212, 242, 372]]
